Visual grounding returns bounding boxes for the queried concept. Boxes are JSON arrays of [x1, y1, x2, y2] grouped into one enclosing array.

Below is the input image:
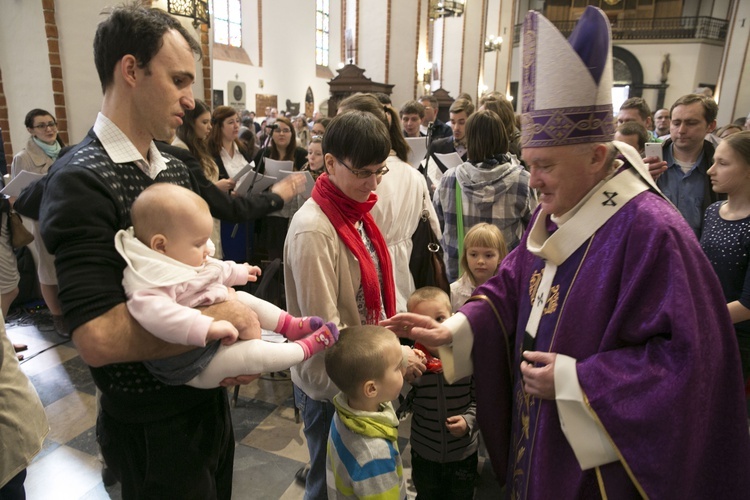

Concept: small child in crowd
[[114, 183, 338, 389], [325, 326, 407, 500], [451, 222, 507, 311], [403, 287, 479, 500]]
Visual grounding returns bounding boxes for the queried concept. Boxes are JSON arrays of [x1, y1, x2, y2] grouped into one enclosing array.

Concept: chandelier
[[167, 0, 210, 29], [429, 0, 465, 20]]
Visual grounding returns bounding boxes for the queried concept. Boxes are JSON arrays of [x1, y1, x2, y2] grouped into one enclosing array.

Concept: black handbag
[[409, 193, 450, 294]]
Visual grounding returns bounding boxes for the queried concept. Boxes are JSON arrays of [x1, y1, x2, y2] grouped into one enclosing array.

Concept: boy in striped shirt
[[325, 326, 408, 499]]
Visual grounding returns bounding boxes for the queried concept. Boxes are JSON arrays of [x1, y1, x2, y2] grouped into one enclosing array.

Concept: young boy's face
[[410, 299, 452, 323], [377, 339, 406, 403]]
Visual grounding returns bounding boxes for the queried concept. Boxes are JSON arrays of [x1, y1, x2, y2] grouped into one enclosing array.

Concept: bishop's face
[[526, 143, 606, 218]]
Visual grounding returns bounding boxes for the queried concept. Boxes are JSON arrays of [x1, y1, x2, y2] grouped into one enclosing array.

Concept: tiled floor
[[5, 306, 502, 500]]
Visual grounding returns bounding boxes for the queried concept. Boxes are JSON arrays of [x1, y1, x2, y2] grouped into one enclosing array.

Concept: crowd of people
[[2, 3, 750, 499]]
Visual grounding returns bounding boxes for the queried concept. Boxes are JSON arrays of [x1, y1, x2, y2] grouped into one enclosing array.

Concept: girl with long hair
[[700, 130, 750, 406]]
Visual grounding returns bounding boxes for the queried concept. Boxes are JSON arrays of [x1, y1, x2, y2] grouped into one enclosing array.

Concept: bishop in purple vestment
[[383, 6, 750, 499]]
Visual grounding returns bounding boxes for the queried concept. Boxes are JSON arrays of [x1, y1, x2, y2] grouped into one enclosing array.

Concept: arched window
[[213, 0, 242, 47], [316, 0, 330, 66]]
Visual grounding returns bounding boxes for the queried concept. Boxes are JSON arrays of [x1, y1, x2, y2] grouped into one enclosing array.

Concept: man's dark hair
[[93, 5, 202, 92], [449, 98, 475, 116], [670, 93, 719, 124], [322, 111, 390, 170], [419, 94, 438, 109], [373, 93, 392, 105], [616, 121, 649, 152], [619, 97, 652, 121], [400, 100, 425, 119]]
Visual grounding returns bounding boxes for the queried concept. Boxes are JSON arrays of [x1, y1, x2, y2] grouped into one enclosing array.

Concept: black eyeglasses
[[33, 122, 57, 130], [336, 158, 389, 179]]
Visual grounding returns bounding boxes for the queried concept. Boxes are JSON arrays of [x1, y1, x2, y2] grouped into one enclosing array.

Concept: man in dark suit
[[425, 98, 475, 181], [419, 95, 452, 139]]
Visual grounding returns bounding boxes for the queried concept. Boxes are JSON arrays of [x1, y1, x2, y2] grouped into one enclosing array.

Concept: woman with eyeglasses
[[9, 109, 67, 335], [284, 111, 425, 500], [253, 116, 308, 262], [337, 93, 441, 313]]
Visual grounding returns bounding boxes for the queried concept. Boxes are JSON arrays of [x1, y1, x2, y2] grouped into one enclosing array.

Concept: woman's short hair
[[24, 108, 65, 146], [338, 93, 408, 162], [465, 109, 509, 161], [322, 111, 390, 170]]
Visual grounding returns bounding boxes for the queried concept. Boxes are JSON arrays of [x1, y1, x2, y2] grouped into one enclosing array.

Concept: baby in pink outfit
[[115, 183, 338, 388]]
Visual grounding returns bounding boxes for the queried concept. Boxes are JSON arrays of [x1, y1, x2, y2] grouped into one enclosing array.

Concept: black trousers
[[0, 469, 26, 500], [97, 390, 234, 500], [411, 449, 478, 500]]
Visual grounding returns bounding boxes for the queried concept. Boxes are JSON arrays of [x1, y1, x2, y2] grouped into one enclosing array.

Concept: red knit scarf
[[311, 173, 396, 323]]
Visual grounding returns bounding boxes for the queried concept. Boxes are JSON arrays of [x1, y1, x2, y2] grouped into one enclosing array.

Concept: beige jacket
[[0, 321, 48, 487], [11, 137, 55, 178], [284, 198, 364, 401]]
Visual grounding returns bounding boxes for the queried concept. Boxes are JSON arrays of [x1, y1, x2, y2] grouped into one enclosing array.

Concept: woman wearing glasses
[[9, 109, 66, 335], [284, 111, 425, 500], [253, 116, 308, 261], [337, 93, 441, 313]]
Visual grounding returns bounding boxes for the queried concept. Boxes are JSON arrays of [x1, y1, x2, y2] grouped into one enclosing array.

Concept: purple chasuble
[[460, 167, 750, 498]]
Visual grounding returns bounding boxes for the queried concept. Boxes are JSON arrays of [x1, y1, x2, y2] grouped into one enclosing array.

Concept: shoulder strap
[[455, 179, 465, 275]]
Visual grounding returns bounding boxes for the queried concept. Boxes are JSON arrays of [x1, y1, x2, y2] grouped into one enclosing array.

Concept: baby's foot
[[276, 312, 324, 340], [295, 322, 339, 359]]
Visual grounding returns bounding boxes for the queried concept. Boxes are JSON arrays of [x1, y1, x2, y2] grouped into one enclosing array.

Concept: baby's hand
[[207, 320, 239, 345], [244, 263, 262, 282], [445, 415, 469, 437]]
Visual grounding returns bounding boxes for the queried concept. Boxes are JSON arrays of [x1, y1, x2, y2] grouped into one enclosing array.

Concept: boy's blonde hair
[[460, 223, 508, 285], [130, 183, 210, 244], [406, 286, 451, 314], [325, 326, 399, 398]]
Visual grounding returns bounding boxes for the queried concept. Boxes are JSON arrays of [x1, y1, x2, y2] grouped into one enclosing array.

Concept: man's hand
[[381, 313, 453, 350], [644, 156, 667, 181], [520, 351, 557, 400], [445, 415, 468, 437], [206, 320, 239, 346], [219, 374, 261, 387], [270, 173, 305, 202], [199, 297, 261, 341]]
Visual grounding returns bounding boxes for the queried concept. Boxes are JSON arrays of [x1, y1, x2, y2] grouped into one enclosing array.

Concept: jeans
[[97, 389, 234, 500], [294, 384, 336, 500], [411, 450, 478, 500]]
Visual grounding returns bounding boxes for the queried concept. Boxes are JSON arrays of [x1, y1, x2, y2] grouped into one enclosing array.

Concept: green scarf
[[333, 393, 399, 442], [33, 137, 61, 160]]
